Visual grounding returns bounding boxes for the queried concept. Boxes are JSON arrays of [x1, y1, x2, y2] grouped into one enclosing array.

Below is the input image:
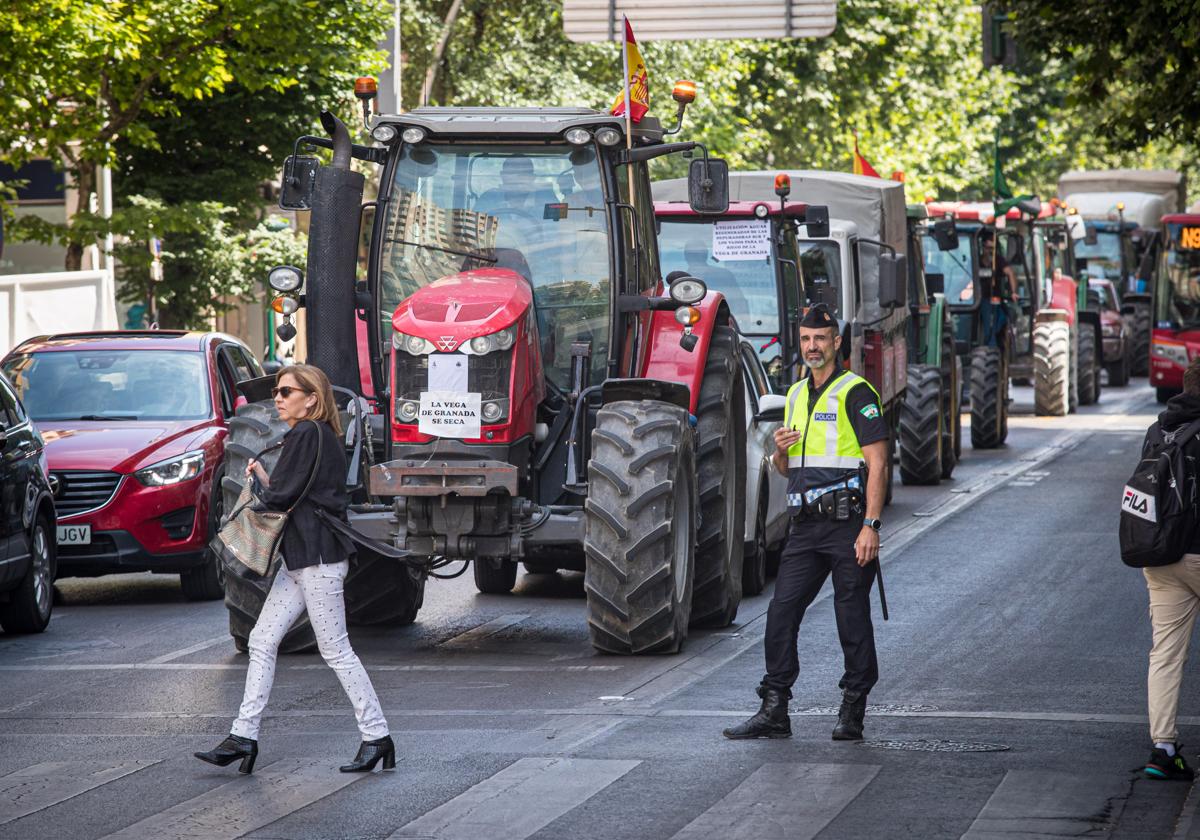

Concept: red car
[[0, 331, 264, 600]]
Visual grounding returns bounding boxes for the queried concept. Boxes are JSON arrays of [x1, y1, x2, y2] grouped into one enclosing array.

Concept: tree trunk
[[423, 0, 464, 106], [64, 162, 96, 271]]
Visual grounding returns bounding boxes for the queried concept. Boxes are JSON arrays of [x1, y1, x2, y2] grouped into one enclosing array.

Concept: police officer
[[724, 303, 889, 742]]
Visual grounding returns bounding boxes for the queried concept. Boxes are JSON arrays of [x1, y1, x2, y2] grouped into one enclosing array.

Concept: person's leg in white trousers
[[231, 560, 388, 742]]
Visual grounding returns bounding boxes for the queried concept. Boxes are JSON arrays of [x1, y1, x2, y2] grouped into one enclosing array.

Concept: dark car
[[0, 371, 56, 633], [1, 331, 263, 600]]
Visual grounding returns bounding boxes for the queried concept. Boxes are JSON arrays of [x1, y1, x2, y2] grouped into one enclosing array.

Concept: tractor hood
[[392, 269, 533, 347]]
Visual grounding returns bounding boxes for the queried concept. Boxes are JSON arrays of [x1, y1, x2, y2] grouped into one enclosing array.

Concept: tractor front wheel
[[1033, 321, 1070, 417], [1078, 326, 1100, 406], [969, 346, 1007, 449]]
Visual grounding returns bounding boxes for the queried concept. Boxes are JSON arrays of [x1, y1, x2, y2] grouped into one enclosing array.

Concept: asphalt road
[[3, 378, 1199, 839]]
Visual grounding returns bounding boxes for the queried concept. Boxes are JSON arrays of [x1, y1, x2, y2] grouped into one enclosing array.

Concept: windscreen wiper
[[74, 414, 139, 421], [384, 237, 497, 263]]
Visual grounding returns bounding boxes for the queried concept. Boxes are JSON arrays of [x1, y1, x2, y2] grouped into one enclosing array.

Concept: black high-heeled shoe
[[194, 733, 258, 774], [339, 735, 396, 773]]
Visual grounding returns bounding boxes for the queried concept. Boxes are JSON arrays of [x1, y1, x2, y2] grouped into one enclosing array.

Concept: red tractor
[[221, 89, 748, 655]]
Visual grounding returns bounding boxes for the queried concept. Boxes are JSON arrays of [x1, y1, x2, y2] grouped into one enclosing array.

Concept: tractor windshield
[[922, 227, 975, 304], [1073, 229, 1123, 281], [379, 143, 610, 389], [657, 218, 779, 333], [1157, 222, 1200, 329]]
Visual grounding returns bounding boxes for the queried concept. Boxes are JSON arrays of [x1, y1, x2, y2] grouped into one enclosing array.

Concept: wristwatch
[[864, 518, 882, 532]]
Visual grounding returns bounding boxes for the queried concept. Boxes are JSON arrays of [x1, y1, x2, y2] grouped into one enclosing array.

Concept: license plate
[[56, 524, 91, 545]]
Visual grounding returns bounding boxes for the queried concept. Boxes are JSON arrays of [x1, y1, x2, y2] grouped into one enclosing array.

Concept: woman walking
[[195, 365, 394, 774]]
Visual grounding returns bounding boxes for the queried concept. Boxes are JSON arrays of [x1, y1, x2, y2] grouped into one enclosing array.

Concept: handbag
[[217, 420, 323, 576]]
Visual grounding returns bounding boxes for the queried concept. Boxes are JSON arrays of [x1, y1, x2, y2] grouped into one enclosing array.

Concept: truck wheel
[[899, 364, 943, 486], [0, 515, 55, 633], [584, 400, 696, 655], [1078, 327, 1100, 405], [690, 326, 745, 628], [474, 558, 518, 594], [742, 487, 768, 597], [970, 346, 1005, 449], [1108, 352, 1131, 387], [1129, 304, 1151, 377], [1033, 321, 1070, 417], [180, 468, 226, 601]]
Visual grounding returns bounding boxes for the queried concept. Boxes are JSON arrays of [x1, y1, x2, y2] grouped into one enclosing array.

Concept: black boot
[[194, 733, 258, 774], [340, 735, 396, 772], [723, 685, 792, 740], [831, 690, 867, 741]]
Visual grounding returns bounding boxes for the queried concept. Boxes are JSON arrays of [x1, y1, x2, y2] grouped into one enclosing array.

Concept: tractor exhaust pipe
[[303, 110, 364, 395]]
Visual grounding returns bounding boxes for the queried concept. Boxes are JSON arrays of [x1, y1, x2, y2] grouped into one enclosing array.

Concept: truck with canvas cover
[[220, 83, 750, 656], [1150, 209, 1200, 402], [1058, 169, 1186, 376]]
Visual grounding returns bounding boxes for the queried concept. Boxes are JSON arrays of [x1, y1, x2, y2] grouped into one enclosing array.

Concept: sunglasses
[[270, 386, 311, 399]]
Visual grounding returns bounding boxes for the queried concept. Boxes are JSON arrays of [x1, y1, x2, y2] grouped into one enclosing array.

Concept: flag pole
[[622, 16, 635, 209]]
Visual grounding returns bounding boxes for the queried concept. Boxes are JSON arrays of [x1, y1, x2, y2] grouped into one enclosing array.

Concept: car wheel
[[0, 516, 56, 633]]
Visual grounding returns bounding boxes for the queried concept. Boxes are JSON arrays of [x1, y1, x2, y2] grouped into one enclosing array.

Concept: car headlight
[[464, 326, 516, 355], [1153, 340, 1189, 367], [135, 451, 205, 487], [1101, 324, 1120, 337], [393, 331, 435, 355]]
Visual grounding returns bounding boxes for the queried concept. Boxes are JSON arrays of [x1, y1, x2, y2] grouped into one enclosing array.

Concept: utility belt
[[788, 474, 864, 523]]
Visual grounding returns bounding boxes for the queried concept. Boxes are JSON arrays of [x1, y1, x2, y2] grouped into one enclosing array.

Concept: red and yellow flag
[[852, 132, 881, 178], [611, 17, 649, 123]]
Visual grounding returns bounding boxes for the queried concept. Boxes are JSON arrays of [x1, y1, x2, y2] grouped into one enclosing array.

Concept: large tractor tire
[[969, 346, 1007, 449], [1107, 351, 1131, 387], [1068, 328, 1080, 414], [690, 326, 746, 628], [1078, 326, 1100, 406], [1033, 321, 1070, 417], [952, 355, 963, 462], [898, 364, 943, 486], [940, 331, 959, 479], [220, 401, 425, 654], [474, 558, 518, 594], [584, 400, 697, 655], [180, 468, 227, 601], [1129, 303, 1151, 377]]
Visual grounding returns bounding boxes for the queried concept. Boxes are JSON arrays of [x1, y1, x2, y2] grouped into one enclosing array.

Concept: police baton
[[875, 557, 889, 621]]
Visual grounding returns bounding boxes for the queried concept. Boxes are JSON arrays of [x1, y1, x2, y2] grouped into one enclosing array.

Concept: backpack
[[1119, 416, 1200, 568]]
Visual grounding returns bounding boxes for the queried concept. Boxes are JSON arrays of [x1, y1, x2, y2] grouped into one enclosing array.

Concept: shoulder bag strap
[[285, 420, 324, 514]]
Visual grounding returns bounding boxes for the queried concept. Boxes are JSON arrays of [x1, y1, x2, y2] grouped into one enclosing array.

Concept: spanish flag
[[611, 17, 649, 123], [852, 131, 881, 178]]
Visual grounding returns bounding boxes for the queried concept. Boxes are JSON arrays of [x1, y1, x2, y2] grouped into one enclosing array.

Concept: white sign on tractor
[[419, 391, 482, 439], [712, 219, 771, 260]]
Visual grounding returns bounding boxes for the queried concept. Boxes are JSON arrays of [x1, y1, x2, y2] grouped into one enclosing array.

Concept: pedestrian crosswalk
[[0, 751, 1174, 838]]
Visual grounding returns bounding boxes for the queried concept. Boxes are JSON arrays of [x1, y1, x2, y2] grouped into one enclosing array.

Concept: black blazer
[[261, 420, 354, 570]]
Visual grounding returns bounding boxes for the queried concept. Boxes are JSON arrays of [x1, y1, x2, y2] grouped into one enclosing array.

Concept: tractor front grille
[[394, 349, 513, 403]]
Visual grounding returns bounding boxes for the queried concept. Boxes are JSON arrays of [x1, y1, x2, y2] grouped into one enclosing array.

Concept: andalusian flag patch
[[860, 403, 880, 419]]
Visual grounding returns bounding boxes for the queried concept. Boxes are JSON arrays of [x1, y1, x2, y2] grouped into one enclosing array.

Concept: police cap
[[798, 303, 837, 330]]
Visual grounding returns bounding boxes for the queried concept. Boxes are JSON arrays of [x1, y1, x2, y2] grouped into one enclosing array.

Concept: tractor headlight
[[268, 265, 303, 293], [397, 401, 419, 422], [595, 127, 623, 146], [482, 401, 503, 422], [669, 277, 707, 305], [401, 126, 427, 145], [372, 124, 397, 143], [564, 128, 592, 146], [135, 451, 205, 487], [393, 331, 434, 355], [464, 326, 516, 355]]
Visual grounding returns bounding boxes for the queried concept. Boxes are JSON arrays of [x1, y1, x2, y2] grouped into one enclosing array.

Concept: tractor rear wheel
[[898, 364, 943, 486], [584, 400, 696, 655], [969, 346, 1006, 449], [1129, 303, 1151, 376], [1078, 326, 1100, 405], [1033, 321, 1070, 417], [474, 558, 518, 594], [690, 327, 746, 628]]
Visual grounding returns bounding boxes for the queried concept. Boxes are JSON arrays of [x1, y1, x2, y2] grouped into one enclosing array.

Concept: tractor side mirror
[[925, 271, 945, 297], [754, 394, 786, 424], [878, 253, 907, 309], [687, 158, 730, 215], [1066, 213, 1087, 241], [279, 155, 320, 210], [801, 205, 830, 239], [931, 219, 959, 251]]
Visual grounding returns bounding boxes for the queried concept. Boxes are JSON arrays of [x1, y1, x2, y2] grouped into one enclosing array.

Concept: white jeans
[[231, 561, 388, 741]]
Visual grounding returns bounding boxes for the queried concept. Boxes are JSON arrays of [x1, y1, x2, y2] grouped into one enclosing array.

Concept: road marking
[[671, 763, 880, 840], [146, 635, 231, 664], [388, 757, 639, 839], [0, 760, 159, 825], [439, 614, 531, 648], [100, 758, 362, 840], [960, 769, 1124, 839], [0, 663, 619, 673], [1173, 775, 1200, 840]]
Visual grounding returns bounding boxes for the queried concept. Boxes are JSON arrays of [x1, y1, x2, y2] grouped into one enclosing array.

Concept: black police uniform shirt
[[790, 361, 890, 500]]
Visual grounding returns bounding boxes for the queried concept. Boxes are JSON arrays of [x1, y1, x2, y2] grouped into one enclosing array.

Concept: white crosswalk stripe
[[99, 758, 364, 840], [388, 757, 640, 840], [670, 762, 881, 840], [0, 760, 159, 825], [961, 769, 1126, 839]]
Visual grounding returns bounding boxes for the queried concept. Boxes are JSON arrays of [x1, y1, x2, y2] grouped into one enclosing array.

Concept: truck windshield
[[379, 143, 610, 390], [921, 228, 975, 304], [1073, 229, 1122, 280], [1, 350, 210, 421], [797, 240, 842, 313], [1158, 222, 1200, 328], [657, 218, 779, 333]]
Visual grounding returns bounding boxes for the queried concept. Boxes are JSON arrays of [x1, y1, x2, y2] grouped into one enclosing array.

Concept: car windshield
[[797, 240, 843, 315], [922, 227, 975, 304], [657, 218, 780, 333], [1158, 222, 1200, 328], [0, 350, 210, 421], [1073, 229, 1122, 280], [379, 143, 610, 390]]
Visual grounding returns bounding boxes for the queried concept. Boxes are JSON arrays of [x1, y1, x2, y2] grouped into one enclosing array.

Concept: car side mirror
[[687, 158, 729, 214], [878, 253, 907, 308], [279, 155, 320, 210], [924, 271, 944, 297], [931, 219, 959, 251], [754, 393, 786, 424], [800, 205, 830, 239]]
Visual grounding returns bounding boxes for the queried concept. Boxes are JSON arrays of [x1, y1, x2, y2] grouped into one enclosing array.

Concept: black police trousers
[[762, 516, 879, 695]]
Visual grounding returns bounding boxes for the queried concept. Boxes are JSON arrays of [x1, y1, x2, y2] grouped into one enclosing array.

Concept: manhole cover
[[794, 703, 940, 716], [858, 739, 1010, 753]]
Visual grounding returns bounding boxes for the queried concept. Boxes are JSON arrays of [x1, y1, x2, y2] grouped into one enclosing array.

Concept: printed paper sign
[[429, 353, 468, 392], [419, 391, 482, 439], [712, 219, 770, 261]]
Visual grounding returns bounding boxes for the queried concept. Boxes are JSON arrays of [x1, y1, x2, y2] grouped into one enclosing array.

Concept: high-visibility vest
[[783, 368, 879, 473]]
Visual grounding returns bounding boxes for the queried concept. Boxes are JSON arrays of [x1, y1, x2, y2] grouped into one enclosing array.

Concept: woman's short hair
[[277, 364, 341, 435]]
